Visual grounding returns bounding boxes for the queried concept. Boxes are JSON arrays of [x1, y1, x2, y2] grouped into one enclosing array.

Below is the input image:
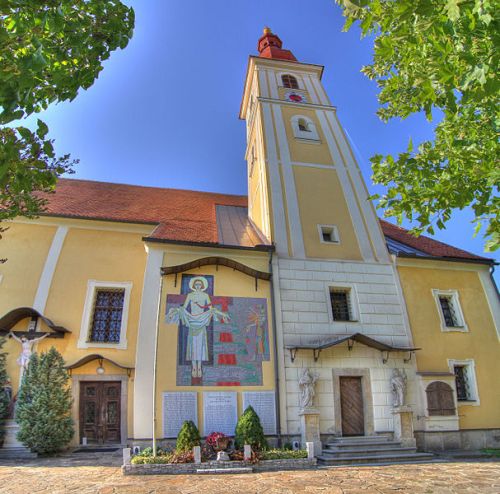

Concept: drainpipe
[[269, 250, 282, 446], [152, 272, 164, 457], [489, 264, 500, 302]]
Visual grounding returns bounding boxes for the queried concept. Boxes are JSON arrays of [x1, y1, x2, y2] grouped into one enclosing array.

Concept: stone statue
[[391, 368, 407, 407], [299, 368, 319, 409], [9, 331, 49, 371]]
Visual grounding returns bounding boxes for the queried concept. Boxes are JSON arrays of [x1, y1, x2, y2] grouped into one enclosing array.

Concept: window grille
[[439, 296, 458, 327], [89, 289, 125, 343], [282, 74, 299, 89], [330, 289, 351, 321], [454, 365, 470, 401]]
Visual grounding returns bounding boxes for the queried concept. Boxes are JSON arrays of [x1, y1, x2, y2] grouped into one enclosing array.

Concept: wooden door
[[340, 376, 365, 436], [80, 382, 121, 444]]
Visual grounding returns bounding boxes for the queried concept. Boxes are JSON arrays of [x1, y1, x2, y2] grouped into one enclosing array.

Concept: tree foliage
[[16, 347, 74, 454], [336, 0, 499, 250], [176, 420, 201, 452], [0, 1, 135, 222], [234, 405, 268, 451], [0, 337, 11, 432]]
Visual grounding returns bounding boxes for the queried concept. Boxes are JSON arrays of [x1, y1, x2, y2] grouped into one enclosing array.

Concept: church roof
[[39, 178, 489, 261]]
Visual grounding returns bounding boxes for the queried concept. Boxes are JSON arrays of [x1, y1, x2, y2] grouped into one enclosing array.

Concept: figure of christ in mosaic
[[167, 276, 229, 381], [166, 274, 270, 386]]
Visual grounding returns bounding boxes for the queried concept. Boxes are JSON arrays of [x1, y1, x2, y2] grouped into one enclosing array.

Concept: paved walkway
[[0, 454, 498, 493]]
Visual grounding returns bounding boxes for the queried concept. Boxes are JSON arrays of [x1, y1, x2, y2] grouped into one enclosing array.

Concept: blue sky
[[23, 0, 498, 271]]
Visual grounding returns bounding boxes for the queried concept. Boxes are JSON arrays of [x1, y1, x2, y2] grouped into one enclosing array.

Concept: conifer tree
[[234, 406, 268, 451], [16, 347, 74, 454], [0, 337, 11, 438], [176, 420, 201, 452]]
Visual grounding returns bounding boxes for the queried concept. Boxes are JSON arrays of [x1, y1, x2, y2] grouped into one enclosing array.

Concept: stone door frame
[[332, 368, 374, 436], [71, 374, 128, 446]]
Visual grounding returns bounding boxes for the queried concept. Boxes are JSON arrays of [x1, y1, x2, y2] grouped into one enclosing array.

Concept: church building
[[1, 28, 499, 457]]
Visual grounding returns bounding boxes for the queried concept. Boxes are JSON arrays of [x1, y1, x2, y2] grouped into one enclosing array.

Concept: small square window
[[319, 225, 339, 244], [330, 289, 352, 321]]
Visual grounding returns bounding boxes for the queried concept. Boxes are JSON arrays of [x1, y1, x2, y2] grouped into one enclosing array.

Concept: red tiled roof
[[379, 219, 488, 261], [41, 179, 488, 260], [42, 178, 249, 246]]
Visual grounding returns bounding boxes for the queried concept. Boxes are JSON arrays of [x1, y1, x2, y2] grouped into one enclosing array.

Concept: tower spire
[[257, 27, 297, 62]]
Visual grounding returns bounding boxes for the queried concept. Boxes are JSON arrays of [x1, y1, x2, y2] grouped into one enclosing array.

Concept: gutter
[[143, 236, 275, 253], [268, 250, 282, 446], [395, 252, 496, 266]]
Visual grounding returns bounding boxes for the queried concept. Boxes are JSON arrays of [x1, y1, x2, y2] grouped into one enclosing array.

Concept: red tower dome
[[257, 27, 297, 62]]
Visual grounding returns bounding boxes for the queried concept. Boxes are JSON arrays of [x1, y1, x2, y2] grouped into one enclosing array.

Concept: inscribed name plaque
[[242, 391, 276, 435], [203, 392, 237, 436], [162, 392, 198, 438]]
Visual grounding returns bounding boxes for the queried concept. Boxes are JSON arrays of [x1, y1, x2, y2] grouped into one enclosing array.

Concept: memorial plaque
[[242, 391, 276, 435], [203, 392, 237, 436], [162, 392, 198, 438]]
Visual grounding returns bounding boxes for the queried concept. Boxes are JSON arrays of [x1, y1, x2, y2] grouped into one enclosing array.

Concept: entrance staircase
[[317, 434, 434, 466]]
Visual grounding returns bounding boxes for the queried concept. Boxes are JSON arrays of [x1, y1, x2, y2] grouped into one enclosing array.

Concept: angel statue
[[9, 331, 49, 375], [167, 276, 229, 379]]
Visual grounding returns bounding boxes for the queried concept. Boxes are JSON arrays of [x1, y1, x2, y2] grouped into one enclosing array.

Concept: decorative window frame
[[78, 280, 132, 350], [278, 72, 304, 90], [291, 115, 320, 141], [448, 358, 480, 405], [318, 224, 340, 245], [432, 289, 468, 332], [325, 282, 360, 324]]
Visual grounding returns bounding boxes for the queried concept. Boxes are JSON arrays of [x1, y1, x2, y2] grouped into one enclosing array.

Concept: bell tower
[[240, 28, 389, 263]]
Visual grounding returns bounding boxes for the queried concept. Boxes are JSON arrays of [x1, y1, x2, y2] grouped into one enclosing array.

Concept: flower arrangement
[[206, 431, 231, 451]]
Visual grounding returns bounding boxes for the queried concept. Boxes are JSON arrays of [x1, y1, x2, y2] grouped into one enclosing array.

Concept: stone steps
[[317, 435, 434, 466], [322, 446, 418, 458], [0, 448, 37, 459], [317, 452, 435, 466], [325, 440, 403, 451]]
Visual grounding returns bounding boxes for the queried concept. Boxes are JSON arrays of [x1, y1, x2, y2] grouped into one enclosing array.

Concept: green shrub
[[131, 454, 173, 464], [261, 449, 308, 460], [234, 405, 268, 451], [16, 347, 74, 454], [176, 420, 200, 452]]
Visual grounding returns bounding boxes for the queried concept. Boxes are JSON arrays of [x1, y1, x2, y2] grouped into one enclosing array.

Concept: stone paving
[[0, 453, 498, 494]]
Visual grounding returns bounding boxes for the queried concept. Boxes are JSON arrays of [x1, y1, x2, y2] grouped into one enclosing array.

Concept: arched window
[[298, 118, 310, 132], [426, 381, 456, 416], [282, 74, 299, 89], [291, 115, 320, 141]]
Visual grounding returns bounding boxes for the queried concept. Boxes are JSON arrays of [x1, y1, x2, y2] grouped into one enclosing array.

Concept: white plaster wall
[[277, 257, 419, 435]]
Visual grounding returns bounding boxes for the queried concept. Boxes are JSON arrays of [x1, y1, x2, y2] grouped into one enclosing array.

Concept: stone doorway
[[339, 376, 365, 436], [79, 381, 121, 444], [332, 368, 375, 437]]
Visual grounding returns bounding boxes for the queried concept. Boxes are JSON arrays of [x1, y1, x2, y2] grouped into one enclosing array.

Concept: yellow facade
[[397, 260, 500, 429]]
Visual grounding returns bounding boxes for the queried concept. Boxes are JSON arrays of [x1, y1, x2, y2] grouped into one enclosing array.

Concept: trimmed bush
[[0, 337, 11, 441], [234, 405, 268, 451], [16, 347, 74, 454], [176, 420, 200, 452], [261, 449, 308, 460]]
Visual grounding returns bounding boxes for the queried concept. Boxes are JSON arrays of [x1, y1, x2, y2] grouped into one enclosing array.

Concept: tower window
[[318, 225, 339, 244], [438, 296, 458, 327], [298, 118, 310, 132], [448, 359, 479, 403], [282, 74, 299, 89]]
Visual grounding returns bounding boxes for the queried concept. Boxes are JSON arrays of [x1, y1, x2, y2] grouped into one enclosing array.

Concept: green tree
[[176, 420, 201, 452], [336, 0, 499, 251], [16, 347, 74, 454], [0, 337, 11, 440], [234, 405, 268, 451], [0, 1, 135, 224]]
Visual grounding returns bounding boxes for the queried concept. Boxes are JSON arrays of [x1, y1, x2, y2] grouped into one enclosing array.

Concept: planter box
[[122, 458, 317, 476]]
